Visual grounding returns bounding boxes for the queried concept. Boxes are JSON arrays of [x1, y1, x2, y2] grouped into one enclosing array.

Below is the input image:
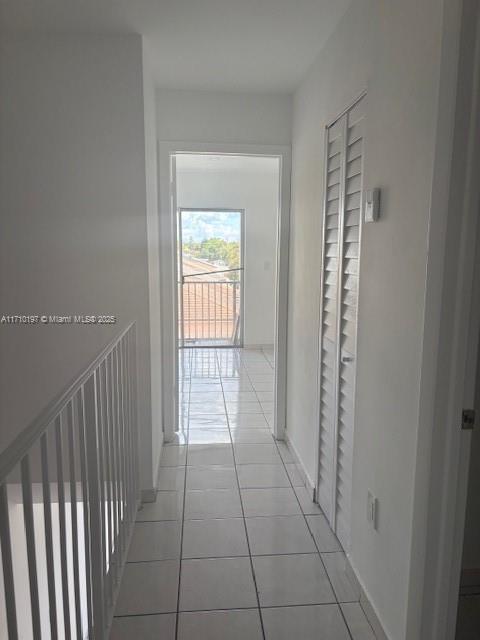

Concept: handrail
[[0, 321, 135, 484], [181, 280, 240, 285], [183, 267, 243, 279], [180, 280, 241, 346], [0, 320, 138, 640]]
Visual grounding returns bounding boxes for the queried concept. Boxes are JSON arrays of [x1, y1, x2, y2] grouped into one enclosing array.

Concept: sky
[[181, 210, 241, 243]]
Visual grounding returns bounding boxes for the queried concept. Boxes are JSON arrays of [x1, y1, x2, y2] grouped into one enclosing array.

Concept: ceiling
[[176, 154, 280, 174], [0, 0, 351, 92]]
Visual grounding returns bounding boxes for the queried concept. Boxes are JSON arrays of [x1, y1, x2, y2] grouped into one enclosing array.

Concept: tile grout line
[[134, 512, 369, 527], [242, 351, 357, 633], [240, 347, 358, 638], [114, 599, 356, 619], [241, 351, 274, 434], [267, 399, 358, 640], [179, 349, 361, 638], [174, 347, 192, 640], [238, 350, 357, 636], [114, 348, 370, 637], [125, 549, 352, 563], [217, 348, 267, 640]]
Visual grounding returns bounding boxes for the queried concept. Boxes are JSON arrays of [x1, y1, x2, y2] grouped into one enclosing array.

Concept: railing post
[[232, 282, 237, 344], [40, 433, 59, 639], [67, 398, 84, 638], [131, 326, 139, 504], [21, 454, 42, 639], [55, 415, 72, 640], [0, 483, 18, 640], [0, 322, 138, 640], [84, 371, 105, 639]]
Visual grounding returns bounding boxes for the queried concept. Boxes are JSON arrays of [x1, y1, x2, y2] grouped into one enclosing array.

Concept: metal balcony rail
[[0, 322, 139, 640], [179, 280, 241, 345], [182, 267, 243, 282]]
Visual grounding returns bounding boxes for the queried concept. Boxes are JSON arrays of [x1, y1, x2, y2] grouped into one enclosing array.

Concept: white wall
[[142, 39, 164, 488], [0, 35, 156, 493], [287, 1, 448, 638], [157, 89, 292, 145], [176, 157, 279, 346]]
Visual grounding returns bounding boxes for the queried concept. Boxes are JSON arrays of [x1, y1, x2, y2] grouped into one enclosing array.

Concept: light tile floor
[[110, 348, 376, 640]]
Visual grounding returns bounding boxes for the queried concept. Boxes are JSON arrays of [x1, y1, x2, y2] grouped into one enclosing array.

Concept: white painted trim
[[151, 430, 164, 502], [407, 2, 480, 638], [285, 432, 316, 497], [313, 118, 330, 515], [157, 142, 177, 442], [325, 88, 368, 129], [345, 558, 390, 640], [291, 426, 388, 640], [243, 343, 275, 350], [140, 488, 157, 504], [178, 206, 246, 348], [274, 148, 292, 441], [158, 141, 291, 443]]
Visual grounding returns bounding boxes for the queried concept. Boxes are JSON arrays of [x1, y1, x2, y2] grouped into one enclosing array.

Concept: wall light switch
[[367, 491, 378, 530], [365, 188, 380, 222]]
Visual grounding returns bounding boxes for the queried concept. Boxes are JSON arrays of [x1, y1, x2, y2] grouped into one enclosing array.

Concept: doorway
[[159, 147, 290, 442], [177, 208, 245, 348], [455, 334, 480, 639]]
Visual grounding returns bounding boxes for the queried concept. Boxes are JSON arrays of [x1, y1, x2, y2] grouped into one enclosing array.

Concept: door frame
[[158, 141, 291, 442], [177, 206, 246, 349], [406, 1, 480, 638]]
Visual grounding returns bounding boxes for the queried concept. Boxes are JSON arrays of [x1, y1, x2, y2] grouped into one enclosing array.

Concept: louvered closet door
[[317, 117, 344, 518], [318, 96, 364, 550], [334, 98, 364, 550]]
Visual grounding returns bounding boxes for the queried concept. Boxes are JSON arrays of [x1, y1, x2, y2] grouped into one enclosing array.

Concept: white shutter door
[[317, 95, 365, 548], [317, 117, 344, 519], [334, 97, 364, 550]]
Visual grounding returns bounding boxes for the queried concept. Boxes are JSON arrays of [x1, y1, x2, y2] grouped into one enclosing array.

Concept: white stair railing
[[0, 322, 139, 639]]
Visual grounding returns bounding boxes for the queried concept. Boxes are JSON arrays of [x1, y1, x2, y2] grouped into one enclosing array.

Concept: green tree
[[183, 237, 240, 279]]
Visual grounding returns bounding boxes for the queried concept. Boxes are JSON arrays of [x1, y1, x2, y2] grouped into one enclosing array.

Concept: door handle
[[341, 355, 355, 364]]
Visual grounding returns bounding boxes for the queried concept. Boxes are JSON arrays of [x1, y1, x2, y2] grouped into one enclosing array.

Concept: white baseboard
[[143, 428, 164, 505], [242, 343, 275, 350], [152, 430, 165, 493], [284, 432, 316, 496], [141, 488, 156, 503], [283, 434, 389, 640], [345, 558, 390, 640]]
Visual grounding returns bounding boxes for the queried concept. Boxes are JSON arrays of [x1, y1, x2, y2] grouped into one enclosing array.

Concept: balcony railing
[[180, 280, 241, 346], [0, 322, 138, 639]]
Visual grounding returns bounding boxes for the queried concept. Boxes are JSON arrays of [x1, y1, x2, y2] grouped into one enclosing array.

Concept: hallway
[[110, 348, 375, 639]]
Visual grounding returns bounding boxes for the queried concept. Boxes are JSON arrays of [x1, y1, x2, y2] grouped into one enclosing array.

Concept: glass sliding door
[[177, 209, 244, 348]]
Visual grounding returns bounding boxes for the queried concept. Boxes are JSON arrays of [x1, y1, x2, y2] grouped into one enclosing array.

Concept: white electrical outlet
[[367, 491, 378, 530]]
